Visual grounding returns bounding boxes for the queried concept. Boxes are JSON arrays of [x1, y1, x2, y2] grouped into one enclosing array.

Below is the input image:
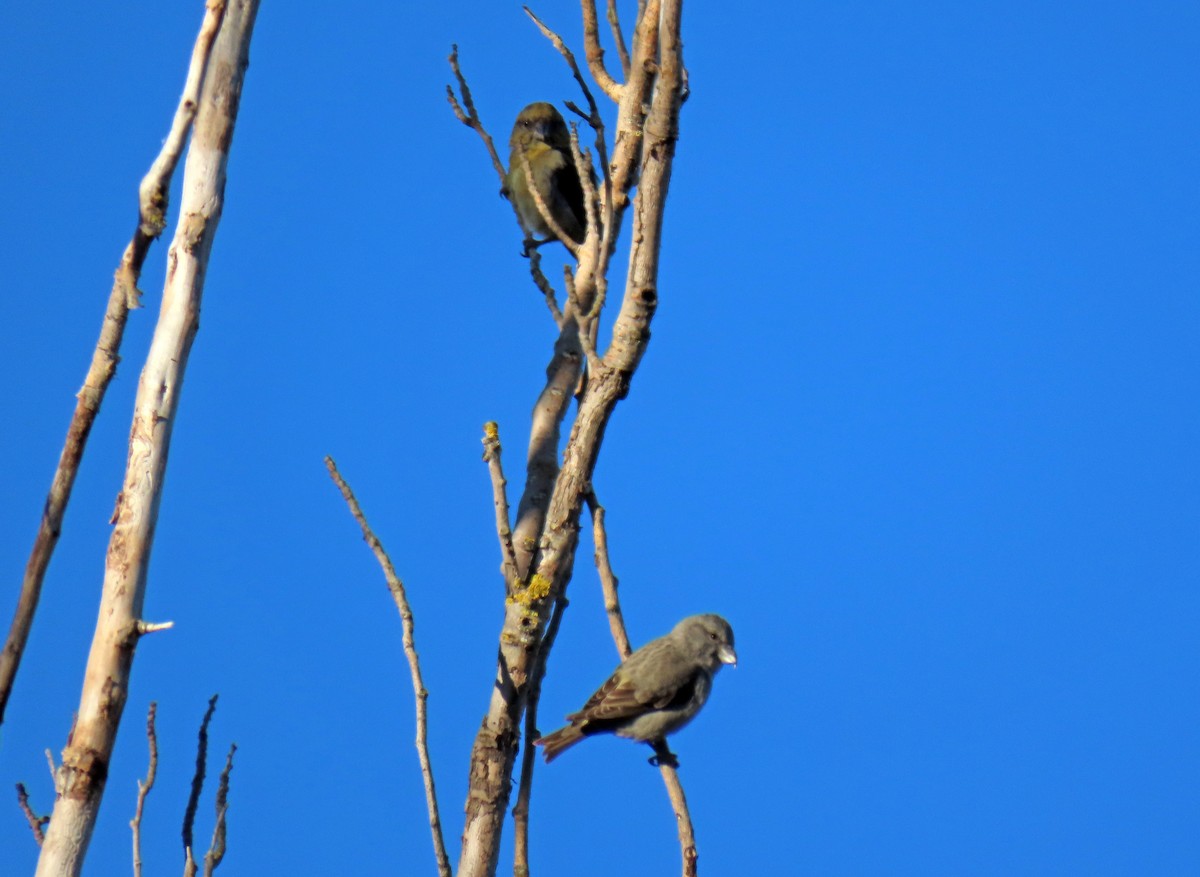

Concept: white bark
[[34, 3, 259, 874]]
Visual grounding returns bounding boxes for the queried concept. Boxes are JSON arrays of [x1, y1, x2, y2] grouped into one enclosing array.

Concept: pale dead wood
[[201, 744, 236, 877], [445, 45, 507, 181], [324, 457, 452, 877], [481, 424, 522, 595], [606, 0, 632, 77], [588, 494, 698, 875], [0, 0, 225, 732], [456, 2, 681, 874], [33, 5, 259, 874], [517, 147, 582, 258], [511, 591, 568, 877], [16, 783, 49, 845], [131, 702, 159, 877], [579, 0, 623, 100], [585, 494, 631, 657]]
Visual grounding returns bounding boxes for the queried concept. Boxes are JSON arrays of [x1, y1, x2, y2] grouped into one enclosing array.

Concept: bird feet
[[648, 739, 679, 768]]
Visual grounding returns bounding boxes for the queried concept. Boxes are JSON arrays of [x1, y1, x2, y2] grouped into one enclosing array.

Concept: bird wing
[[567, 640, 695, 724], [549, 148, 587, 235]]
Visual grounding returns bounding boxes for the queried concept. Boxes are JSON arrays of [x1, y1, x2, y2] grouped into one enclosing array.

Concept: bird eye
[[709, 632, 718, 641]]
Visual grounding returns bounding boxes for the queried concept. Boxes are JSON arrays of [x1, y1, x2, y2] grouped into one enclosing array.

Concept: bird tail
[[534, 725, 584, 763]]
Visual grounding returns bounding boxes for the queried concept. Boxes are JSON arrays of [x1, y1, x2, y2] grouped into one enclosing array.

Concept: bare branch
[[457, 1, 689, 872], [481, 424, 522, 594], [512, 591, 569, 877], [577, 0, 624, 100], [201, 744, 236, 877], [517, 147, 581, 258], [0, 0, 226, 732], [607, 0, 632, 76], [528, 248, 565, 327], [445, 45, 507, 183], [16, 783, 48, 845], [324, 457, 452, 877], [182, 695, 219, 877], [35, 7, 259, 874], [525, 3, 613, 251], [131, 702, 159, 877], [137, 620, 175, 636], [585, 494, 630, 657], [587, 494, 697, 873]]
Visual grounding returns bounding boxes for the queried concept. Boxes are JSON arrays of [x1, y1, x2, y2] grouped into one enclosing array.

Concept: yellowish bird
[[504, 102, 587, 248]]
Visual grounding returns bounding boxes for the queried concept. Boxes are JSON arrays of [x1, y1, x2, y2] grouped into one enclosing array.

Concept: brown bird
[[535, 614, 737, 764]]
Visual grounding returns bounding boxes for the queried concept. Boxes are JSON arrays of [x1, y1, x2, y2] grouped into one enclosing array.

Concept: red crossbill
[[504, 102, 587, 248]]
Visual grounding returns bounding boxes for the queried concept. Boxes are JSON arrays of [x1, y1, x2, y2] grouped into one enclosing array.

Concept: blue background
[[1, 1, 1197, 874]]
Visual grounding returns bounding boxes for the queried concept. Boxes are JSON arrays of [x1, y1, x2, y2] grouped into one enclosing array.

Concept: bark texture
[[33, 4, 259, 874]]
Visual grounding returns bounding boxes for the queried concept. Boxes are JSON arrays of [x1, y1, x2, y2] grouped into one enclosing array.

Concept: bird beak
[[718, 644, 737, 667]]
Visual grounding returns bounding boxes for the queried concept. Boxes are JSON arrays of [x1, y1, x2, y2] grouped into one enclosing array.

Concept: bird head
[[677, 614, 737, 671], [510, 102, 571, 151]]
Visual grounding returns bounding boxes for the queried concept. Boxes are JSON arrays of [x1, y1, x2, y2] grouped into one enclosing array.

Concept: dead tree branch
[[587, 494, 697, 875], [0, 0, 226, 732], [511, 591, 569, 877], [182, 695, 219, 877], [17, 783, 49, 845], [579, 0, 624, 100], [131, 702, 159, 877], [324, 456, 452, 877], [201, 744, 236, 877], [585, 494, 630, 657], [606, 0, 632, 77], [33, 5, 259, 874], [455, 1, 684, 874], [481, 424, 522, 595]]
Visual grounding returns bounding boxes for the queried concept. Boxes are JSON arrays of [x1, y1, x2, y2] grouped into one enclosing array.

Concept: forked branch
[[0, 0, 226, 732]]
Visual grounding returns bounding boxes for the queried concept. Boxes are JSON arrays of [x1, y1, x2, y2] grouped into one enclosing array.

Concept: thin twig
[[16, 783, 48, 845], [324, 456, 452, 877], [183, 695, 219, 877], [0, 0, 226, 731], [481, 424, 521, 594], [131, 702, 158, 877], [445, 45, 506, 182], [517, 147, 581, 258], [585, 493, 631, 657], [446, 45, 564, 306], [529, 248, 565, 327], [578, 0, 623, 100], [525, 6, 615, 357], [201, 744, 236, 877], [607, 0, 632, 76], [513, 591, 569, 877], [524, 6, 610, 202], [587, 491, 697, 876], [564, 129, 605, 368]]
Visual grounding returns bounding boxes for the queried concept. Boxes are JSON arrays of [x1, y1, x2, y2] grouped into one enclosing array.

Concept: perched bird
[[504, 101, 588, 248], [535, 614, 737, 764]]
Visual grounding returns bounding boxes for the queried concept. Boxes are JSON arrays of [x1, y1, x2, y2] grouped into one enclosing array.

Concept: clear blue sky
[[2, 2, 1197, 874]]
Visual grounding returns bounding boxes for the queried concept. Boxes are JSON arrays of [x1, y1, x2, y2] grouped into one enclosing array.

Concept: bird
[[535, 614, 737, 764], [504, 101, 588, 249]]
